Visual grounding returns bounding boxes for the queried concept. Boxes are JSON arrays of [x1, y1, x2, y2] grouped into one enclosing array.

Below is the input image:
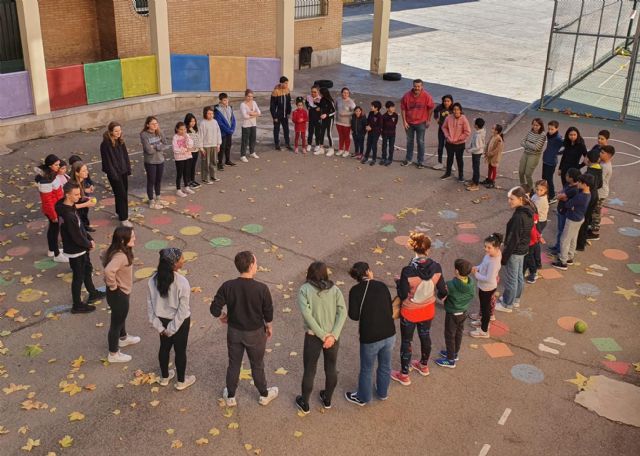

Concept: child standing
[[380, 101, 398, 166], [56, 160, 69, 186], [351, 106, 367, 159], [549, 168, 581, 255], [335, 87, 356, 157], [558, 127, 587, 186], [172, 122, 195, 198], [541, 120, 563, 203], [587, 129, 610, 156], [292, 97, 309, 154], [214, 93, 236, 170], [466, 118, 486, 191], [306, 86, 322, 153], [147, 248, 196, 390], [483, 124, 503, 188], [432, 94, 453, 170], [141, 116, 171, 208], [239, 89, 261, 162], [199, 106, 222, 183], [527, 180, 549, 283], [70, 161, 97, 232], [35, 154, 67, 262], [435, 259, 475, 368], [361, 101, 383, 166], [441, 102, 471, 182], [470, 233, 503, 338], [577, 149, 602, 250], [590, 145, 615, 240], [518, 118, 546, 191], [316, 87, 336, 156], [184, 113, 202, 188]]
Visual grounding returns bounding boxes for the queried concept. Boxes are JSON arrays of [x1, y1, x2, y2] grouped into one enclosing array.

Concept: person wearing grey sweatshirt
[[140, 116, 171, 208], [199, 106, 222, 184], [466, 118, 486, 191]]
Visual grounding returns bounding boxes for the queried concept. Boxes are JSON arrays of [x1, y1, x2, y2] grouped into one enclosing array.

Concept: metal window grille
[[295, 0, 329, 20], [132, 0, 149, 16]]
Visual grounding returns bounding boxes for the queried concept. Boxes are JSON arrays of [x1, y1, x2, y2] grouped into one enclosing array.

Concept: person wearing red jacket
[[292, 97, 309, 154], [34, 154, 68, 263]]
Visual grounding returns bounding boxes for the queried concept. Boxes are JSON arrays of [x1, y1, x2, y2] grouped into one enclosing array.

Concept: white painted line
[[543, 336, 566, 346], [479, 444, 491, 456], [538, 343, 560, 355], [598, 62, 628, 89], [498, 408, 512, 426]]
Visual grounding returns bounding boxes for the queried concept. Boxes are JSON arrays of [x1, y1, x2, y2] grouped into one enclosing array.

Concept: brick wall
[[113, 0, 151, 58], [39, 0, 101, 68], [294, 0, 343, 53], [96, 0, 118, 60]]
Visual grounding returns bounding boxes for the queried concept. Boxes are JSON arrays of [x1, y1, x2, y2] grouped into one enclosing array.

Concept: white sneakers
[[175, 375, 196, 391], [54, 254, 69, 263], [470, 329, 490, 338], [222, 387, 237, 407], [258, 387, 279, 406], [108, 351, 131, 363], [47, 250, 55, 258], [313, 147, 325, 156], [159, 369, 176, 387], [250, 153, 260, 159], [184, 186, 195, 195], [121, 220, 133, 228], [176, 189, 187, 198], [118, 334, 141, 348], [495, 302, 513, 313], [240, 156, 249, 162], [432, 162, 444, 170], [306, 145, 312, 153], [325, 148, 335, 157]]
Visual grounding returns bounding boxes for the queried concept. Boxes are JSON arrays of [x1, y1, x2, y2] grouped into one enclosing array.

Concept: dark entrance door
[[0, 0, 24, 74]]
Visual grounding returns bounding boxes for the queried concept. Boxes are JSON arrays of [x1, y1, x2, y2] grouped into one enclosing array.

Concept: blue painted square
[[170, 54, 210, 92]]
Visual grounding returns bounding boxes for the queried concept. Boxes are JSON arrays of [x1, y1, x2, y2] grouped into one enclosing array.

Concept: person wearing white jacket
[[466, 118, 486, 191], [199, 106, 222, 184]]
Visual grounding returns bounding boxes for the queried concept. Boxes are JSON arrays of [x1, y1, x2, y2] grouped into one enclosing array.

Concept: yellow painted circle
[[17, 288, 45, 303], [179, 226, 202, 236], [182, 251, 198, 262], [211, 213, 233, 223], [134, 267, 156, 279]]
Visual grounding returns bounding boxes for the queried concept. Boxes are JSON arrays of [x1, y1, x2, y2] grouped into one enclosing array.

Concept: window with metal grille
[[132, 0, 149, 16], [295, 0, 328, 20]]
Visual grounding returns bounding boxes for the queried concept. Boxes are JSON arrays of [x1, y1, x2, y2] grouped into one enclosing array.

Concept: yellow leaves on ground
[[170, 440, 183, 449], [71, 356, 85, 368], [244, 443, 253, 450], [23, 345, 43, 358], [228, 422, 239, 429], [3, 383, 30, 395], [149, 400, 160, 407], [239, 367, 252, 380], [30, 333, 42, 340], [58, 435, 73, 448], [18, 426, 29, 434], [0, 425, 9, 434], [0, 340, 8, 355], [19, 276, 34, 285], [274, 367, 288, 375], [166, 428, 175, 435], [59, 381, 82, 396], [68, 411, 85, 422], [195, 437, 209, 445], [223, 407, 234, 418], [294, 431, 303, 438], [4, 308, 19, 318], [130, 370, 158, 386], [21, 438, 40, 451], [21, 399, 48, 410], [112, 409, 121, 415], [208, 427, 220, 437], [371, 245, 385, 254]]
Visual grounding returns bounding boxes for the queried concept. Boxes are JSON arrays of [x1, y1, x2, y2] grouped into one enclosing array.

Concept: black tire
[[314, 79, 334, 89], [382, 72, 402, 81]]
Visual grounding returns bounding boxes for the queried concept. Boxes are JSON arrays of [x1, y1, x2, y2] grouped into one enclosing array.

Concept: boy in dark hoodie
[[436, 259, 475, 368], [270, 76, 293, 151], [380, 101, 399, 166], [549, 168, 581, 255], [214, 93, 237, 170], [552, 174, 591, 270], [361, 101, 383, 166], [541, 120, 563, 203], [56, 182, 105, 314], [576, 149, 602, 250]]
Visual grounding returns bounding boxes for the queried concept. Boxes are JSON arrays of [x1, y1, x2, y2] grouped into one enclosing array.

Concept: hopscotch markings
[[479, 444, 492, 456], [498, 408, 512, 426]]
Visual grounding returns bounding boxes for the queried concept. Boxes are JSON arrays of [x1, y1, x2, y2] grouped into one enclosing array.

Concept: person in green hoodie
[[435, 259, 475, 369], [295, 261, 347, 415]]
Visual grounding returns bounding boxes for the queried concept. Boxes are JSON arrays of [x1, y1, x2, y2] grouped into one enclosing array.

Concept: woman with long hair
[[70, 161, 97, 232], [100, 121, 132, 226], [518, 118, 546, 191], [184, 113, 202, 188], [147, 248, 195, 390], [317, 87, 336, 156], [103, 226, 139, 363], [295, 261, 347, 415], [140, 116, 171, 209], [335, 87, 356, 157], [558, 126, 587, 186], [34, 154, 67, 262]]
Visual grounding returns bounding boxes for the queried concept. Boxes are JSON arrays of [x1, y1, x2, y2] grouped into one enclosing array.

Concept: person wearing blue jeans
[[549, 168, 581, 252], [403, 123, 426, 166], [500, 254, 525, 309], [345, 263, 396, 406], [400, 79, 435, 169]]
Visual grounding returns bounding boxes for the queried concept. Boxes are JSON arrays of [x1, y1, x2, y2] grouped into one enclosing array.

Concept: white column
[[16, 0, 50, 115], [149, 0, 172, 95], [370, 0, 391, 75], [276, 0, 295, 88]]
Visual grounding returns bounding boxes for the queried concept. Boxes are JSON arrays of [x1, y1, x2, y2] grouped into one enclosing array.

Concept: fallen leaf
[[294, 430, 303, 438], [274, 367, 288, 375], [84, 384, 96, 391], [3, 383, 30, 395], [112, 409, 121, 415], [150, 399, 160, 407], [59, 381, 82, 396], [30, 333, 42, 340], [21, 399, 48, 410], [223, 407, 234, 418], [71, 356, 85, 368], [244, 443, 253, 451], [95, 322, 104, 328], [23, 344, 43, 358], [4, 308, 19, 318], [171, 440, 183, 449], [59, 435, 73, 448], [196, 437, 209, 445], [18, 426, 29, 434], [228, 422, 239, 429], [208, 427, 220, 436], [68, 411, 85, 422], [21, 438, 40, 451], [166, 429, 175, 435], [0, 425, 9, 435]]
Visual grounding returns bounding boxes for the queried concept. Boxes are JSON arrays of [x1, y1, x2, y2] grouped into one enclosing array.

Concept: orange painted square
[[539, 268, 563, 280], [483, 342, 514, 358]]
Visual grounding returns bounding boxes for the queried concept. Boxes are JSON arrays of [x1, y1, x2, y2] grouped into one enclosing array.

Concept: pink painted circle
[[394, 235, 410, 246], [185, 204, 203, 214], [456, 233, 481, 244], [7, 246, 30, 257], [541, 252, 552, 265], [602, 249, 629, 261], [27, 220, 48, 231], [149, 215, 172, 226], [91, 218, 111, 227], [101, 197, 115, 206], [557, 316, 580, 332], [489, 320, 509, 337]]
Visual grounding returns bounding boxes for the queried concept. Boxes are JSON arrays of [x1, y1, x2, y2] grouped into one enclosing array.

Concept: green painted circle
[[210, 237, 233, 248], [34, 258, 58, 270], [241, 224, 264, 234], [0, 276, 15, 286], [145, 240, 169, 250]]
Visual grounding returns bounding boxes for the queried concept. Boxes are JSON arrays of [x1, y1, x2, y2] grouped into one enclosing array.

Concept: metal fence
[[539, 0, 639, 120], [295, 0, 329, 19], [132, 0, 149, 16]]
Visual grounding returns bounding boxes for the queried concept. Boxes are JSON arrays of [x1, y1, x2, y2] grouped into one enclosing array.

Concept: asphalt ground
[[0, 99, 639, 455]]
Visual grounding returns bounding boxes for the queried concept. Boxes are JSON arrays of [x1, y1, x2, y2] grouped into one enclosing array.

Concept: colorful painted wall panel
[[84, 60, 123, 104], [0, 71, 33, 119], [246, 57, 280, 92], [47, 65, 87, 111], [121, 55, 158, 98], [209, 56, 247, 92], [171, 54, 210, 92]]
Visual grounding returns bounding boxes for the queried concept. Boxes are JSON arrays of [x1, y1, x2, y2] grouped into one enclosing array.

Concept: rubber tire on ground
[[382, 72, 402, 81], [314, 79, 334, 89]]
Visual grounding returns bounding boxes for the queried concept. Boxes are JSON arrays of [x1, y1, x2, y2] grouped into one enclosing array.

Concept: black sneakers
[[71, 304, 96, 314], [344, 391, 366, 407], [319, 390, 331, 409], [86, 290, 106, 304], [551, 261, 567, 270], [295, 395, 310, 415]]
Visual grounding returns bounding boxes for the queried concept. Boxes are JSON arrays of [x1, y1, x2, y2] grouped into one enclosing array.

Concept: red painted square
[[47, 65, 87, 110]]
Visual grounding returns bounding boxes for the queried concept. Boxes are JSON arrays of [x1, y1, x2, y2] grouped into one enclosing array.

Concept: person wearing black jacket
[[496, 187, 534, 313], [56, 182, 105, 314], [558, 127, 587, 187], [344, 262, 396, 406], [316, 87, 336, 156], [100, 121, 132, 226], [306, 85, 323, 153], [350, 107, 367, 159], [577, 149, 603, 250], [269, 76, 292, 151]]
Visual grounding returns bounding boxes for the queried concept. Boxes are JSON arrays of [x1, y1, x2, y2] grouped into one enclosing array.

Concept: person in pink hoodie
[[440, 102, 471, 182]]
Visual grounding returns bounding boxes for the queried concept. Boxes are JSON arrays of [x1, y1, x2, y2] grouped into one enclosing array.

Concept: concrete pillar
[[149, 0, 172, 95], [16, 0, 50, 115], [276, 0, 295, 88], [370, 0, 391, 75]]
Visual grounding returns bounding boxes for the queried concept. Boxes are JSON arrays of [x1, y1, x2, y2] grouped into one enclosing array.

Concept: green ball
[[574, 321, 587, 333]]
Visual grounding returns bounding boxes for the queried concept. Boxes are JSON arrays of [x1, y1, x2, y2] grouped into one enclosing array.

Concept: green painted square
[[627, 264, 640, 273], [84, 60, 123, 104], [591, 337, 622, 352]]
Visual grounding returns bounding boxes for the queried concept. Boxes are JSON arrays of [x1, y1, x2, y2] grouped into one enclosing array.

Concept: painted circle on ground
[[241, 224, 264, 234], [7, 246, 30, 257], [0, 276, 14, 286], [34, 258, 57, 270], [394, 235, 410, 246], [210, 237, 233, 248], [185, 204, 203, 214], [456, 233, 481, 244], [182, 251, 198, 262], [101, 197, 115, 206], [135, 267, 156, 279], [602, 249, 629, 261], [511, 364, 545, 384], [27, 220, 48, 231], [438, 210, 458, 220], [145, 240, 168, 250], [179, 226, 202, 236], [149, 215, 172, 226], [490, 320, 509, 337], [212, 213, 233, 223], [557, 316, 580, 331], [618, 227, 640, 237], [17, 288, 45, 303], [573, 283, 601, 296]]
